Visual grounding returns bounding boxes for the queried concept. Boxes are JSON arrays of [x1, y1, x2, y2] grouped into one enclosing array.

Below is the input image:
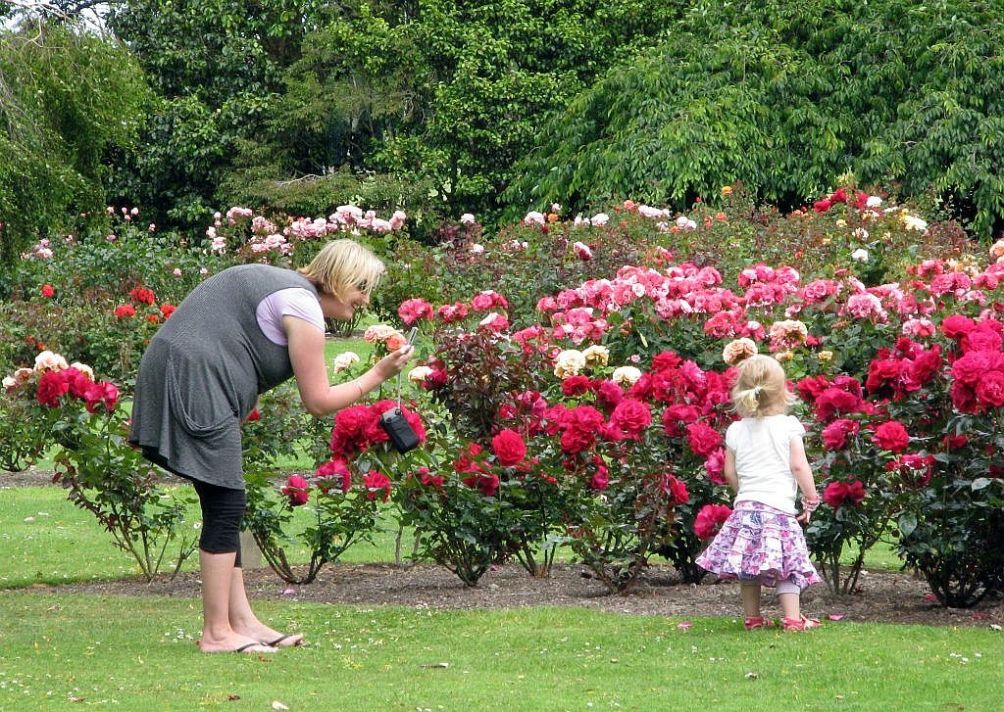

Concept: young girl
[[696, 354, 822, 631]]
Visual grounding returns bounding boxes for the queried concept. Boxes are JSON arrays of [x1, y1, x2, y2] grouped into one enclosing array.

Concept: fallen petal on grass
[[826, 614, 845, 621]]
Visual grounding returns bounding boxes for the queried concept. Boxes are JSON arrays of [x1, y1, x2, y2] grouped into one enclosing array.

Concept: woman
[[129, 239, 412, 654]]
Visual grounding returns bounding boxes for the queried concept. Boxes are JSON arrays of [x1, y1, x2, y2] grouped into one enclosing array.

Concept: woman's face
[[319, 286, 369, 321]]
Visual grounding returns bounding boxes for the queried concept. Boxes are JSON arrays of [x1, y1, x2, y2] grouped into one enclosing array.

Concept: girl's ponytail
[[734, 385, 763, 416]]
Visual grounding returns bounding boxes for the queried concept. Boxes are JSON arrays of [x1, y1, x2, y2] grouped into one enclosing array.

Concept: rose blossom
[[721, 337, 758, 366], [686, 422, 723, 457], [694, 504, 732, 539], [34, 350, 69, 373], [363, 470, 392, 502], [871, 421, 910, 452], [332, 351, 360, 373], [821, 419, 860, 450], [492, 428, 527, 467], [281, 474, 310, 506], [610, 365, 642, 386]]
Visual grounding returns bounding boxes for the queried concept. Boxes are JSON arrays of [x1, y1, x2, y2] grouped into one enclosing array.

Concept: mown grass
[[0, 592, 1000, 711]]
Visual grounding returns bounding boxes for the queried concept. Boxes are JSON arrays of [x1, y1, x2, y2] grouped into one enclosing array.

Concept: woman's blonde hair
[[730, 354, 796, 417], [299, 239, 385, 300]]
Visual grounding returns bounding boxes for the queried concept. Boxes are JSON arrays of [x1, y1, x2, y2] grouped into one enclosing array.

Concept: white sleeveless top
[[725, 414, 806, 514], [255, 287, 324, 345]]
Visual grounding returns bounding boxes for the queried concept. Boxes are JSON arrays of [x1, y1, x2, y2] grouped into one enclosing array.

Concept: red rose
[[36, 370, 69, 408], [316, 459, 351, 493], [975, 370, 1004, 408], [941, 434, 968, 451], [888, 454, 935, 489], [821, 419, 859, 451], [663, 474, 690, 505], [686, 422, 722, 457], [589, 466, 609, 492], [823, 480, 866, 508], [822, 481, 848, 508], [83, 380, 119, 413], [462, 472, 500, 497], [662, 404, 701, 437], [594, 380, 624, 411], [244, 408, 261, 423], [281, 474, 310, 506], [694, 504, 732, 539], [416, 466, 444, 489], [872, 421, 910, 453], [940, 315, 975, 340], [129, 286, 156, 305], [950, 381, 978, 413], [40, 284, 55, 298], [363, 470, 392, 501], [160, 303, 177, 318], [609, 398, 652, 440], [113, 304, 136, 318], [492, 428, 527, 467], [951, 351, 994, 387], [561, 375, 593, 397], [704, 448, 726, 485]]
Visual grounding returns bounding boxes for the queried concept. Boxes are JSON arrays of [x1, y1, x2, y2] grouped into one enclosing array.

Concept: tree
[[504, 0, 1004, 237], [0, 19, 149, 267]]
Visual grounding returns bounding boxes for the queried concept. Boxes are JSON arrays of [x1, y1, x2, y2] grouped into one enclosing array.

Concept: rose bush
[[2, 351, 198, 579]]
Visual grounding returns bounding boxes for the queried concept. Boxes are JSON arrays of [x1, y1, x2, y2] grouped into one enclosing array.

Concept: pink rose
[[694, 504, 732, 539], [281, 475, 310, 506]]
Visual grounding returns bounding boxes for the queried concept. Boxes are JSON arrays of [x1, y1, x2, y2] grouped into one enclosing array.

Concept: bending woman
[[129, 239, 412, 654]]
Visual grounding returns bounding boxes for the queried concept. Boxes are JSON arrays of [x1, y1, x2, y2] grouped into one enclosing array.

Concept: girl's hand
[[797, 495, 820, 524], [374, 344, 414, 381]]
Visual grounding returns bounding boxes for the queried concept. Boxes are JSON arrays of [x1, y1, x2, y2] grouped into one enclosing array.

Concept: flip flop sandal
[[264, 634, 304, 648]]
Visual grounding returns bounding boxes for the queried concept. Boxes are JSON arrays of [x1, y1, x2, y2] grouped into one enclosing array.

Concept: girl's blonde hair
[[730, 354, 796, 417], [298, 239, 385, 301]]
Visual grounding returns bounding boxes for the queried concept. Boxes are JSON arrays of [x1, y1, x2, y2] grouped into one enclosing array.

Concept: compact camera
[[379, 406, 421, 453], [379, 326, 421, 453]]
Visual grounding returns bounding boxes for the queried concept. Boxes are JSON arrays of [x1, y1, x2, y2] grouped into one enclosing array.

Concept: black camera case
[[379, 407, 421, 453]]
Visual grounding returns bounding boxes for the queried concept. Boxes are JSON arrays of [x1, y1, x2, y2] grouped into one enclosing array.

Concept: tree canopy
[[504, 0, 1004, 236]]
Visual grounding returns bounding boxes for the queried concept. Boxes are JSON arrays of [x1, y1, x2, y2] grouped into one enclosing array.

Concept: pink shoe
[[744, 616, 774, 631], [782, 615, 820, 631]]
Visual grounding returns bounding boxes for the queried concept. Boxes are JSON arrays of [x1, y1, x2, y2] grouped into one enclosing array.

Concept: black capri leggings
[[192, 479, 246, 568]]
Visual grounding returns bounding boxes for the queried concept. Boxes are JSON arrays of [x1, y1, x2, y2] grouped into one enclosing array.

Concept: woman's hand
[[374, 344, 414, 381]]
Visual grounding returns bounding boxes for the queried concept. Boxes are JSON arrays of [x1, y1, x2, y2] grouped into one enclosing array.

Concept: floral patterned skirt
[[695, 500, 822, 590]]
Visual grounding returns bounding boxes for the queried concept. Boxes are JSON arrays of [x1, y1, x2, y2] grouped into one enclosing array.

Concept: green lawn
[[0, 486, 413, 587], [0, 592, 1000, 711]]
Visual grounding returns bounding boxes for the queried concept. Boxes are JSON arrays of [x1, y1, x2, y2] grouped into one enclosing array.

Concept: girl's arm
[[790, 435, 819, 522], [285, 316, 411, 416], [723, 448, 739, 493]]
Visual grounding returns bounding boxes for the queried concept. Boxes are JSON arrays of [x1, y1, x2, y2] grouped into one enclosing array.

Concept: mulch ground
[[7, 469, 1004, 628]]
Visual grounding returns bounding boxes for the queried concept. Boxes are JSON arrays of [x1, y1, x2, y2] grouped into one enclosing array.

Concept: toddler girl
[[696, 354, 822, 631]]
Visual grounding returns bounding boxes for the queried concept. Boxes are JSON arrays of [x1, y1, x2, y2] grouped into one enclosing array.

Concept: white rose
[[554, 349, 586, 379], [69, 362, 94, 379], [34, 350, 69, 373], [332, 351, 360, 373], [611, 366, 642, 386], [408, 366, 433, 384], [851, 248, 870, 262], [582, 344, 610, 367]]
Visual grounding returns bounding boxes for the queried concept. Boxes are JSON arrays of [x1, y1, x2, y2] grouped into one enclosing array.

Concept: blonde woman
[[695, 354, 822, 631], [130, 239, 413, 653]]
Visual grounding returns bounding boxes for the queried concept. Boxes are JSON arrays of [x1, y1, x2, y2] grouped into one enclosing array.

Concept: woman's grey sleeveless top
[[129, 264, 319, 489]]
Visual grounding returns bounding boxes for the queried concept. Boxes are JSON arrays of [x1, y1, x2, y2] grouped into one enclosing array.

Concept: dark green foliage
[[506, 0, 1004, 237], [0, 23, 149, 265]]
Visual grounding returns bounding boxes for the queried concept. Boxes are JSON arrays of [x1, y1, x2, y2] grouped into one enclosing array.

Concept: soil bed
[[39, 562, 1004, 628]]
